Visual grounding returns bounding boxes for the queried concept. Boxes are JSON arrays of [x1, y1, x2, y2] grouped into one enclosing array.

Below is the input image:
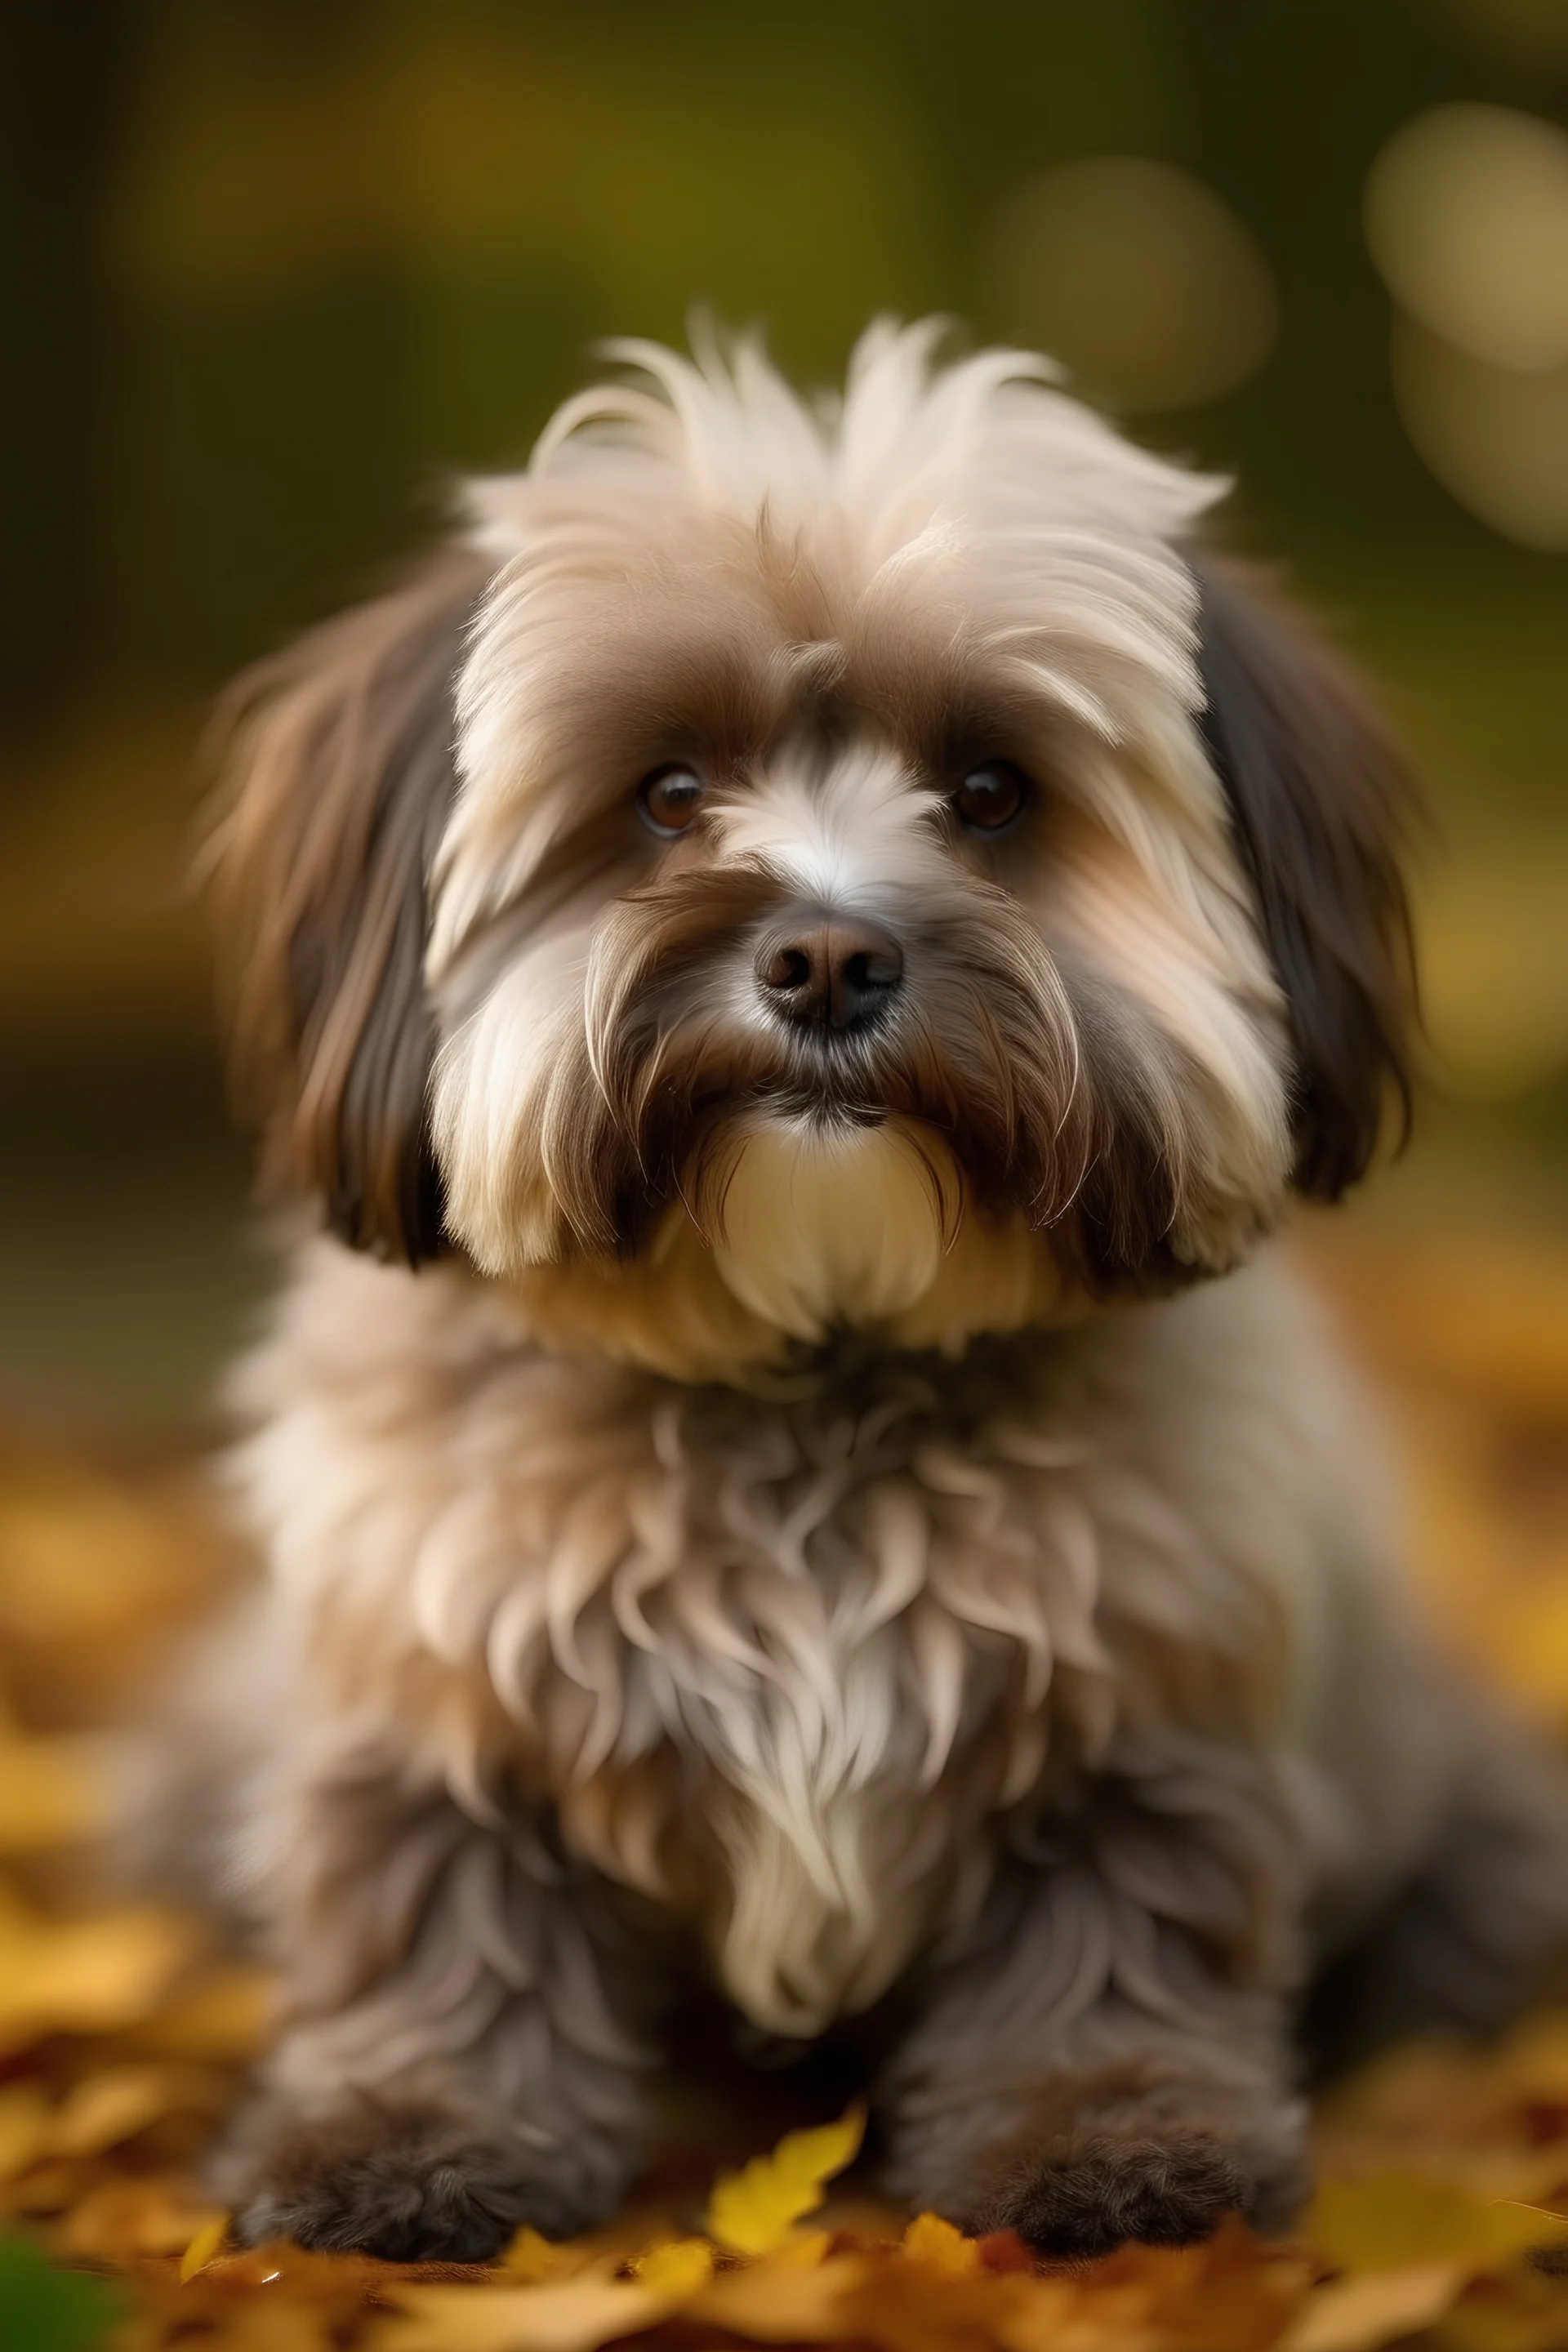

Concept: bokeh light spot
[[1391, 310, 1568, 551], [1365, 105, 1568, 374], [981, 156, 1278, 412]]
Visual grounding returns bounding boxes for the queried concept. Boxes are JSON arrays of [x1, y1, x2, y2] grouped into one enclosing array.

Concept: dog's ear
[[205, 551, 491, 1263], [1193, 559, 1418, 1200]]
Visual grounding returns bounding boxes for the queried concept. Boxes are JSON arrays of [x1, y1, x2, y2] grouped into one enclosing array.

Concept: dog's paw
[[972, 2130, 1253, 2258], [225, 2097, 569, 2262]]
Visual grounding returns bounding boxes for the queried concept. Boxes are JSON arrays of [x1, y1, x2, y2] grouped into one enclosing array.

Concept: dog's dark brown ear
[[1193, 560, 1418, 1200], [205, 550, 491, 1263]]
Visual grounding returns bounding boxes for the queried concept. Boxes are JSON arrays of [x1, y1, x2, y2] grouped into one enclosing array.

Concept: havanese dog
[[170, 320, 1568, 2261]]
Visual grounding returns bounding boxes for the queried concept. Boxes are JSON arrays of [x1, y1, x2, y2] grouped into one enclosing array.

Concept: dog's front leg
[[879, 1748, 1311, 2256], [216, 1762, 665, 2260]]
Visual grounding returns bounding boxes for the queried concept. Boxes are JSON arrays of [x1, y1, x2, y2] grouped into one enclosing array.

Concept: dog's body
[[185, 324, 1568, 2259]]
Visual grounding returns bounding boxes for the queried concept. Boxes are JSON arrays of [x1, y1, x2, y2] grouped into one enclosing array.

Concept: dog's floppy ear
[[205, 550, 491, 1263], [1193, 559, 1418, 1200]]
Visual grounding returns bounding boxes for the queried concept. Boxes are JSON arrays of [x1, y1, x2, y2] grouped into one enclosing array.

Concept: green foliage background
[[1, 0, 1565, 1420]]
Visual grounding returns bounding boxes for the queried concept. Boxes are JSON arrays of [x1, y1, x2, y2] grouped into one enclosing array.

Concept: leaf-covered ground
[[3, 1226, 1568, 2352]]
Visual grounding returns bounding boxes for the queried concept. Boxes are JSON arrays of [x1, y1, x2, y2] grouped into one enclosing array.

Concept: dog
[[179, 320, 1568, 2261]]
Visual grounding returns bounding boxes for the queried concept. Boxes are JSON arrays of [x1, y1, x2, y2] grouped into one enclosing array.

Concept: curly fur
[[161, 321, 1568, 2260]]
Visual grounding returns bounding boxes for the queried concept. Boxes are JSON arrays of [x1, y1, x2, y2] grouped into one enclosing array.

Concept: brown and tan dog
[[159, 323, 1568, 2261]]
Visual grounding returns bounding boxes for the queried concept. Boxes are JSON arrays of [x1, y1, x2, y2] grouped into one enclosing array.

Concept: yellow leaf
[[767, 2227, 834, 2269], [0, 1468, 198, 1646], [60, 2174, 229, 2261], [180, 2209, 230, 2282], [1279, 2262, 1464, 2352], [630, 2236, 714, 2293], [0, 1733, 102, 1852], [902, 2210, 979, 2275], [51, 2061, 225, 2156], [501, 2225, 586, 2283], [0, 1879, 198, 2054], [694, 2249, 1135, 2352], [376, 2271, 677, 2352], [5, 2158, 90, 2218], [969, 2274, 1153, 2352], [0, 2082, 51, 2181], [704, 2102, 866, 2255], [689, 2250, 875, 2342], [1309, 2173, 1568, 2274], [122, 1962, 274, 2060]]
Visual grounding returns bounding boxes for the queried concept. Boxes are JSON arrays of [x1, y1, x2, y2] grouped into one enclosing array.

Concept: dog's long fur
[[180, 322, 1568, 2261]]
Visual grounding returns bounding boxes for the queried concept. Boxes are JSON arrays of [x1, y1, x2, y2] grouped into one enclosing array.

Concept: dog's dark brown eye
[[954, 763, 1028, 833], [638, 765, 706, 837]]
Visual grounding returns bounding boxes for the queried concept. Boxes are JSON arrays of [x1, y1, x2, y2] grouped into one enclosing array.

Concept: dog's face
[[212, 324, 1412, 1365]]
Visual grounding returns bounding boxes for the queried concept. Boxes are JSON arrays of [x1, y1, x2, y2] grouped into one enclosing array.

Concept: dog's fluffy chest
[[249, 1261, 1125, 2034], [466, 1361, 1116, 2036], [243, 1247, 1321, 2038]]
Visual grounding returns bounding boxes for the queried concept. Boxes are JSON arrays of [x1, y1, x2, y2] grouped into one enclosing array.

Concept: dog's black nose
[[757, 919, 904, 1031]]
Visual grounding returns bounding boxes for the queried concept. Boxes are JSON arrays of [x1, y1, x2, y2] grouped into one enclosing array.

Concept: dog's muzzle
[[755, 911, 904, 1035]]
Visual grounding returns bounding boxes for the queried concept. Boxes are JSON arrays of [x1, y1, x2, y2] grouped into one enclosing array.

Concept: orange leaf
[[376, 2269, 684, 2352], [902, 2212, 979, 2276]]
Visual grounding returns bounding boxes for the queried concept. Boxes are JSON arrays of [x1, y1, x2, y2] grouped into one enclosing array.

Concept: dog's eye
[[953, 763, 1028, 833], [638, 765, 706, 838]]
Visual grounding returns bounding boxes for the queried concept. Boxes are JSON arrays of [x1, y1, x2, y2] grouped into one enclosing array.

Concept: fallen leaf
[[5, 2159, 95, 2217], [157, 2276, 342, 2352], [828, 2254, 1153, 2352], [376, 2268, 679, 2352], [0, 1731, 102, 1852], [630, 2234, 714, 2292], [4, 1249, 1568, 2350], [768, 2225, 835, 2268], [179, 2208, 231, 2281], [57, 2172, 228, 2262], [1126, 2219, 1315, 2352], [975, 2228, 1036, 2274], [51, 2061, 227, 2156], [0, 2083, 51, 2183], [0, 1880, 198, 2055], [689, 2249, 878, 2342], [499, 2225, 588, 2283], [705, 2101, 866, 2254], [902, 2211, 979, 2275], [0, 1468, 197, 1647], [119, 1962, 274, 2061], [1309, 2172, 1568, 2273], [1278, 2261, 1463, 2352]]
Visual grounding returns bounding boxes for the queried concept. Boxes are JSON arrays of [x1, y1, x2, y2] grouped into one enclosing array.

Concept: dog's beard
[[702, 1116, 959, 1340], [573, 864, 1111, 1283], [432, 840, 1285, 1353]]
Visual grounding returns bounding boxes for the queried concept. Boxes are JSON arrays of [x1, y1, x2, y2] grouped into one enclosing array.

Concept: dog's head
[[210, 323, 1413, 1366]]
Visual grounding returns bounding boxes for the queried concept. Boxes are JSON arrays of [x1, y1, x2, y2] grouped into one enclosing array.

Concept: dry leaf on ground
[[0, 1879, 198, 2054], [704, 2100, 866, 2252], [3, 1235, 1568, 2350]]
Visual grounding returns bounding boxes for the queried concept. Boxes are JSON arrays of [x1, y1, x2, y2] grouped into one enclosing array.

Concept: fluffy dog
[[185, 322, 1568, 2261]]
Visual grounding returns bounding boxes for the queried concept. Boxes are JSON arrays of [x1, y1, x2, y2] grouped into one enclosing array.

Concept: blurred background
[[2, 0, 1566, 1432]]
